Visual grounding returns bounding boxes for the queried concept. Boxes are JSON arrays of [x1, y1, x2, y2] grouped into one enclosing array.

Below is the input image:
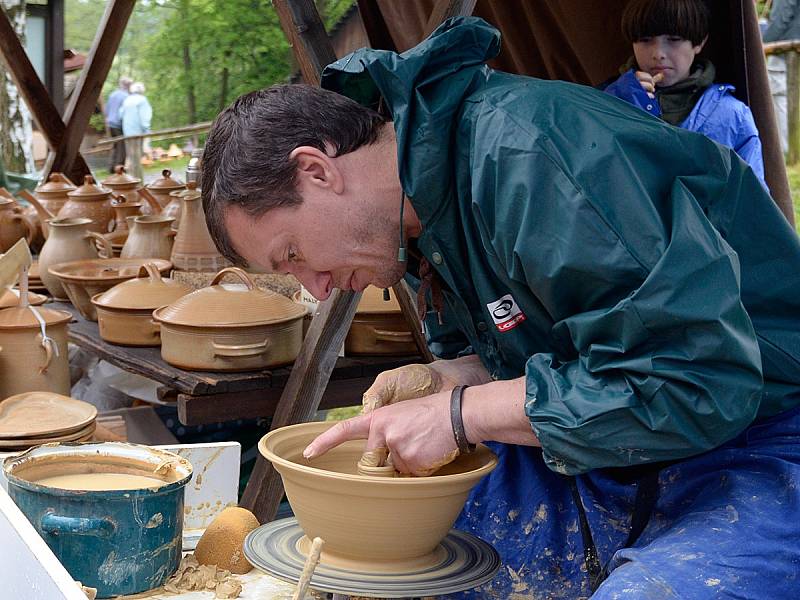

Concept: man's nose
[[295, 268, 333, 301]]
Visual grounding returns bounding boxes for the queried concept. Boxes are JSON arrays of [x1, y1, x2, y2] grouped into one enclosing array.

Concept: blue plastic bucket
[[3, 442, 192, 598]]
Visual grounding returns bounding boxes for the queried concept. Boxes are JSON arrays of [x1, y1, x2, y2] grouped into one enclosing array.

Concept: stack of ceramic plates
[[0, 391, 97, 451], [26, 261, 48, 294]]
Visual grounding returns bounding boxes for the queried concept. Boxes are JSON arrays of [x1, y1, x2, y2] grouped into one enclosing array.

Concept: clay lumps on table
[[194, 506, 260, 574]]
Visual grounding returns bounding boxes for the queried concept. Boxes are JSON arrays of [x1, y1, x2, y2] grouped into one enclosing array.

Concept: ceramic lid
[[0, 288, 47, 309], [48, 257, 172, 282], [154, 267, 305, 327], [0, 305, 71, 329], [357, 285, 401, 314], [147, 169, 185, 191], [102, 165, 141, 187], [173, 180, 200, 202], [35, 172, 76, 195], [0, 391, 96, 439], [92, 263, 192, 310], [67, 175, 112, 200]]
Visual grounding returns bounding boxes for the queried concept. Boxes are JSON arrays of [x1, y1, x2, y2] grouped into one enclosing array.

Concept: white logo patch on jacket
[[486, 294, 526, 332]]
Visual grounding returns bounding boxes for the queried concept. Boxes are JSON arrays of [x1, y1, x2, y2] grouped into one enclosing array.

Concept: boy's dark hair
[[621, 0, 710, 45], [201, 84, 386, 266]]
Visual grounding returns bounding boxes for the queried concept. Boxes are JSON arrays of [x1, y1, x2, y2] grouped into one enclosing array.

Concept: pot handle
[[41, 512, 116, 539], [38, 335, 56, 374], [373, 329, 415, 344], [212, 339, 270, 357], [86, 231, 113, 259], [138, 262, 163, 282], [211, 267, 255, 290], [138, 187, 162, 214]]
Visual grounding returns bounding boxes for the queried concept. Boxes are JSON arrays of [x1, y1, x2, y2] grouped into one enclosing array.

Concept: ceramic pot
[[259, 422, 497, 571], [153, 267, 305, 371], [38, 217, 113, 301], [47, 258, 172, 321], [170, 182, 228, 272], [110, 199, 143, 233], [101, 165, 145, 209], [0, 197, 37, 252], [0, 305, 71, 397], [145, 169, 185, 209], [0, 288, 48, 309], [4, 442, 192, 597], [91, 263, 192, 346], [345, 286, 417, 356], [163, 189, 182, 230], [121, 215, 176, 260], [57, 175, 114, 234], [31, 173, 76, 237]]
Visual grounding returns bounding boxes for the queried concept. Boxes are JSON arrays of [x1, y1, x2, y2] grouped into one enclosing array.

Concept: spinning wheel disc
[[244, 517, 500, 598]]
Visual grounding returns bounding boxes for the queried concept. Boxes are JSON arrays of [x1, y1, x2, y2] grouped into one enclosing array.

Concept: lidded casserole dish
[[152, 267, 306, 371]]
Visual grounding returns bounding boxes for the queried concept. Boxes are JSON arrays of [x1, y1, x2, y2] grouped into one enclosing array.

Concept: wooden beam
[[392, 281, 434, 363], [241, 288, 362, 520], [272, 0, 337, 86], [43, 0, 136, 183], [423, 0, 477, 38], [356, 0, 397, 52], [0, 6, 90, 177]]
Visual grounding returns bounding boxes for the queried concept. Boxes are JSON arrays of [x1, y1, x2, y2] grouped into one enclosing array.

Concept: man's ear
[[694, 35, 708, 54], [290, 146, 344, 194]]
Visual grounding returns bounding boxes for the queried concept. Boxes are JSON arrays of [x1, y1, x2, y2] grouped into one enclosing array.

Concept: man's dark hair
[[201, 84, 386, 266], [621, 0, 710, 45]]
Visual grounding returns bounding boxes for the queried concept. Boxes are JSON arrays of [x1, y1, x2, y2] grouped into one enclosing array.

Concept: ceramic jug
[[146, 169, 185, 209], [0, 305, 71, 398], [39, 217, 114, 300], [0, 197, 37, 252], [110, 197, 143, 233], [57, 175, 114, 234], [30, 173, 76, 236], [102, 165, 148, 212], [121, 215, 176, 260], [170, 182, 228, 272]]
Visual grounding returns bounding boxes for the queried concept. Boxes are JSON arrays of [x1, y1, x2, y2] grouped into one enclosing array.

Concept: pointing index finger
[[303, 413, 372, 460]]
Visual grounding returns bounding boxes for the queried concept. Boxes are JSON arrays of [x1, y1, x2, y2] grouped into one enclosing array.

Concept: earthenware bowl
[[259, 421, 497, 572], [47, 257, 172, 321]]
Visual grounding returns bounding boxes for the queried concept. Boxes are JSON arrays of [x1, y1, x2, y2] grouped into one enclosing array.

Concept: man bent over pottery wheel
[[200, 17, 800, 600]]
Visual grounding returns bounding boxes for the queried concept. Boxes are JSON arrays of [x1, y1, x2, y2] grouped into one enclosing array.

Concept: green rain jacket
[[321, 17, 800, 475]]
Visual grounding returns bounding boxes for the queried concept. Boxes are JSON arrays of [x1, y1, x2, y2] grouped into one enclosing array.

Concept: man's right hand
[[361, 356, 492, 413]]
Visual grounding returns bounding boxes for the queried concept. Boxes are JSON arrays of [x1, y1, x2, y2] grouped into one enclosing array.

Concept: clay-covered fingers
[[361, 364, 441, 413], [303, 413, 371, 460]]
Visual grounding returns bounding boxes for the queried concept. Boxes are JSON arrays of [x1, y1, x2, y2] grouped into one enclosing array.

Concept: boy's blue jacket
[[322, 17, 800, 475], [604, 69, 766, 185]]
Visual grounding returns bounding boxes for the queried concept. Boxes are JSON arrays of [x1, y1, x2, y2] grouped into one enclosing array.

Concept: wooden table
[[53, 301, 419, 426]]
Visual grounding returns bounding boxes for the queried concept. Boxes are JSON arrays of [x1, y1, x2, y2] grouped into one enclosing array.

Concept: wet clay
[[361, 364, 441, 412], [33, 472, 166, 490], [164, 554, 242, 599]]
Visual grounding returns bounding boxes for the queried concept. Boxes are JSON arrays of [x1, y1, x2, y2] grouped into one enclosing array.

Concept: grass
[[784, 162, 800, 231]]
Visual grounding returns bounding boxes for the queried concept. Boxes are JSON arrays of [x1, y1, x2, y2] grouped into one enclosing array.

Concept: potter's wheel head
[[244, 517, 500, 598]]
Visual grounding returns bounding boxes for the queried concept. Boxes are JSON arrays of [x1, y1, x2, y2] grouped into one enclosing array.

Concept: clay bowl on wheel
[[258, 421, 497, 573], [47, 257, 172, 321]]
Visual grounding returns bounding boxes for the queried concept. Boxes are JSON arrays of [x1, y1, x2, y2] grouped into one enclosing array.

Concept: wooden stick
[[292, 537, 324, 600]]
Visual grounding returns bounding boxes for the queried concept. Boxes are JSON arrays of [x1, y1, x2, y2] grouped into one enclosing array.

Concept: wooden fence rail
[[765, 40, 800, 164]]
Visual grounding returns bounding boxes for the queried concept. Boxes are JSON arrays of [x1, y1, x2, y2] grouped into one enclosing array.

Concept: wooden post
[[43, 0, 135, 182], [787, 50, 800, 165]]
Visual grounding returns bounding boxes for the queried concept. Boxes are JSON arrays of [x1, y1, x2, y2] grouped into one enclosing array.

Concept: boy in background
[[604, 0, 766, 186]]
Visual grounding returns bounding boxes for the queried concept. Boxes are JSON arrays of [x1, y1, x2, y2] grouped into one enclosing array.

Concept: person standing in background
[[104, 76, 131, 172], [762, 0, 800, 153], [119, 82, 152, 180]]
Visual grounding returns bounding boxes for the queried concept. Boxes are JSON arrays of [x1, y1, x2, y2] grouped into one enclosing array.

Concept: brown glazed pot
[[146, 169, 185, 210], [91, 263, 192, 346], [345, 286, 418, 356], [170, 182, 228, 272], [38, 217, 114, 301], [0, 197, 37, 252], [31, 173, 76, 238], [110, 199, 143, 233], [0, 306, 71, 398], [47, 257, 172, 321], [101, 165, 144, 208], [153, 267, 305, 371], [259, 421, 497, 572], [57, 175, 114, 234], [121, 215, 176, 260]]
